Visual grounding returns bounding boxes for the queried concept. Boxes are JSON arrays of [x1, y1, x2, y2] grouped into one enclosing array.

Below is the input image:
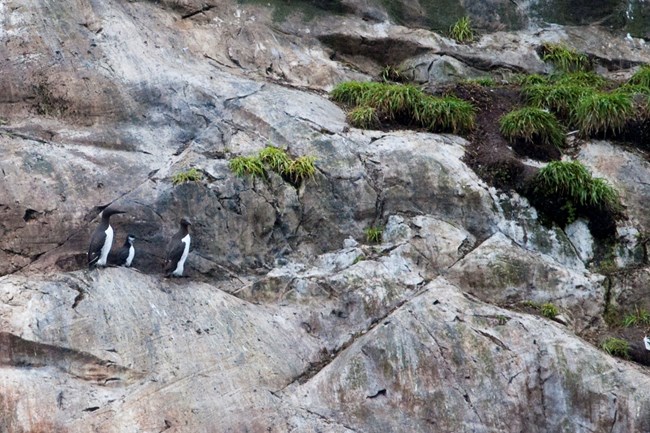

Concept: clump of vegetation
[[524, 160, 621, 234], [541, 43, 590, 72], [330, 81, 476, 134], [554, 71, 607, 88], [464, 77, 496, 87], [415, 96, 476, 133], [330, 81, 377, 106], [348, 106, 379, 129], [286, 156, 316, 183], [601, 337, 630, 359], [522, 83, 595, 120], [380, 65, 406, 83], [230, 146, 316, 185], [627, 65, 650, 88], [614, 83, 650, 97], [449, 16, 474, 43], [597, 257, 619, 275], [229, 156, 266, 179], [540, 303, 559, 319], [520, 301, 558, 319], [259, 145, 291, 174], [172, 167, 203, 185], [521, 300, 537, 309], [367, 83, 424, 120], [499, 107, 565, 149], [622, 306, 650, 327], [573, 91, 635, 137], [532, 161, 621, 212], [365, 226, 383, 244]]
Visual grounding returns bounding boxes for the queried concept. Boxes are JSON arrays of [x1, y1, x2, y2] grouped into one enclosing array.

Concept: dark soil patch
[[441, 83, 539, 191], [437, 82, 620, 239], [510, 136, 561, 162], [618, 327, 650, 366], [617, 117, 650, 149]]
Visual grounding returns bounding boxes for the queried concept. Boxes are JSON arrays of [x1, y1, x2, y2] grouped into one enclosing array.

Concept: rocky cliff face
[[2, 0, 650, 432]]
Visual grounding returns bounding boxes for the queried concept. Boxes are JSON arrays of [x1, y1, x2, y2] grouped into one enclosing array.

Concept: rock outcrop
[[2, 0, 650, 432]]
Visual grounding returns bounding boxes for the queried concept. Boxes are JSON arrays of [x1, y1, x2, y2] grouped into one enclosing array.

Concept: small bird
[[88, 208, 126, 268], [164, 218, 192, 277], [116, 234, 136, 267]]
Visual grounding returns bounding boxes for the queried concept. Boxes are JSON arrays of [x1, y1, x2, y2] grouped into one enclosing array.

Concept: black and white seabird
[[164, 218, 191, 277], [116, 234, 136, 267], [88, 208, 126, 268]]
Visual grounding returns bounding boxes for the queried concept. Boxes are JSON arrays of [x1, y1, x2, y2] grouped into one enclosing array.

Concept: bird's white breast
[[98, 225, 113, 266], [126, 245, 135, 267], [172, 234, 191, 276]]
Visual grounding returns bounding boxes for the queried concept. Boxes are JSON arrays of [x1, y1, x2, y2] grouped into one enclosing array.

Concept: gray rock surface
[[286, 276, 650, 433], [2, 0, 650, 432]]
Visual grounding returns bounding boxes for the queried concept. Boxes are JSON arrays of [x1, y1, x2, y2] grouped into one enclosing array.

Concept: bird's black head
[[101, 207, 126, 218], [180, 217, 192, 227], [127, 234, 136, 243]]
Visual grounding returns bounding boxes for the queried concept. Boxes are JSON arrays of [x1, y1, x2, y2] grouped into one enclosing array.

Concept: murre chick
[[116, 234, 136, 267]]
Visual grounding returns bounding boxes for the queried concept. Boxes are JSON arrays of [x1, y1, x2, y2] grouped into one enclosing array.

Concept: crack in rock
[[0, 332, 145, 385], [300, 406, 362, 433], [366, 388, 386, 399], [279, 284, 431, 390], [181, 5, 214, 19], [471, 327, 510, 351]]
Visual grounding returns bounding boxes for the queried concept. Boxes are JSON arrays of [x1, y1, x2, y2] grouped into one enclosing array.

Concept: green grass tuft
[[414, 96, 476, 134], [330, 81, 476, 135], [522, 83, 596, 120], [573, 91, 634, 137], [348, 106, 380, 129], [553, 71, 607, 88], [366, 83, 424, 120], [540, 303, 559, 319], [365, 226, 383, 244], [259, 145, 291, 174], [172, 168, 203, 185], [601, 337, 630, 359], [449, 16, 474, 43], [464, 77, 496, 87], [229, 156, 266, 179], [330, 81, 379, 106], [380, 65, 406, 83], [286, 156, 317, 183], [622, 306, 650, 327], [533, 160, 621, 212], [541, 43, 590, 72], [230, 148, 316, 185], [614, 83, 650, 96], [627, 65, 650, 88], [499, 107, 565, 148]]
